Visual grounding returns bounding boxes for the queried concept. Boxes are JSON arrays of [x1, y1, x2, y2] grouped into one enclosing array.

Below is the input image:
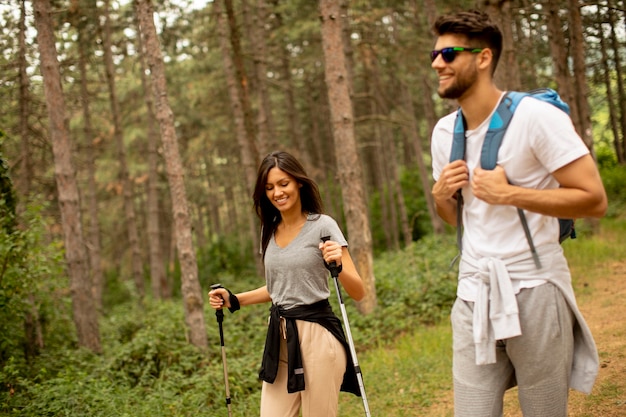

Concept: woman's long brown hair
[[252, 151, 323, 259]]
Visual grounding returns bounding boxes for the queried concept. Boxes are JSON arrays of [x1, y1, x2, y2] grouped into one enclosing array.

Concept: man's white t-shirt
[[431, 94, 589, 300]]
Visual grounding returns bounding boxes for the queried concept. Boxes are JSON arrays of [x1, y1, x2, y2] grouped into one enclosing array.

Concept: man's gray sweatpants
[[451, 283, 575, 417]]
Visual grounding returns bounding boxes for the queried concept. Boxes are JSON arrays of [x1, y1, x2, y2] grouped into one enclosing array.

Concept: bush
[[343, 234, 458, 350], [1, 230, 461, 416], [600, 164, 626, 218]]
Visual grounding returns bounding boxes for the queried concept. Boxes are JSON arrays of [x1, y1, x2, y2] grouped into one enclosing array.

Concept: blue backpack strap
[[525, 88, 570, 115], [447, 89, 571, 268], [450, 108, 466, 162], [449, 108, 466, 263], [480, 92, 526, 170]]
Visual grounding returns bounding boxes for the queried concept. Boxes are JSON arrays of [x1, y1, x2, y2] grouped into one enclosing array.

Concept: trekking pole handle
[[320, 236, 342, 278], [210, 283, 225, 322]]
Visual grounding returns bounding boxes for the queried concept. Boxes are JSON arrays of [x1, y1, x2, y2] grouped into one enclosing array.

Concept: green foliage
[[368, 166, 435, 253], [400, 166, 435, 241], [0, 230, 459, 416], [338, 322, 453, 415], [599, 164, 626, 218], [0, 204, 72, 414], [196, 237, 256, 286], [345, 234, 458, 351]]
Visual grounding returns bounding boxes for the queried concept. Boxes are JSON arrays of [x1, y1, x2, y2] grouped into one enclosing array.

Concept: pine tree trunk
[[223, 0, 260, 156], [33, 0, 101, 353], [214, 0, 264, 275], [607, 1, 626, 163], [485, 0, 521, 90], [18, 0, 45, 358], [401, 85, 445, 235], [544, 1, 578, 131], [134, 8, 169, 300], [17, 0, 32, 204], [568, 0, 594, 150], [319, 0, 377, 314], [270, 0, 315, 171], [77, 16, 105, 311], [101, 0, 144, 297], [250, 0, 277, 152], [597, 9, 624, 163], [136, 0, 207, 349]]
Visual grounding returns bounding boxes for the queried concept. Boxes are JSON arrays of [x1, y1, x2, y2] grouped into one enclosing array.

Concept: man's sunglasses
[[430, 47, 483, 63]]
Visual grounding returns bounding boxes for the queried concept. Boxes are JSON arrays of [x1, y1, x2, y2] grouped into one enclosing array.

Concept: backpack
[[450, 88, 575, 269]]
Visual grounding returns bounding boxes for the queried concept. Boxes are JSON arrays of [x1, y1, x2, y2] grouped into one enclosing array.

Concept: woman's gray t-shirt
[[264, 214, 347, 310]]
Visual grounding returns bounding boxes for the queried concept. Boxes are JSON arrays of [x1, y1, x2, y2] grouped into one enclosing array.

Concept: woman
[[208, 150, 365, 417]]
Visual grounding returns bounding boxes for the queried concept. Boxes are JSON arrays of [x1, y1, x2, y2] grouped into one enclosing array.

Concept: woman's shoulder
[[308, 213, 346, 243], [308, 213, 337, 225]]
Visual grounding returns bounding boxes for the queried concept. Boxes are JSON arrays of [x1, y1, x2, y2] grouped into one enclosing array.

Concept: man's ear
[[477, 48, 493, 71]]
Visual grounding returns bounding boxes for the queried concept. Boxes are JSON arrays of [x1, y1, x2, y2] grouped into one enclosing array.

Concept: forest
[[1, 0, 625, 415]]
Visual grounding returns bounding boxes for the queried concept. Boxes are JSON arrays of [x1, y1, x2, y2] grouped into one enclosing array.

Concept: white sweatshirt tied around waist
[[458, 243, 599, 394]]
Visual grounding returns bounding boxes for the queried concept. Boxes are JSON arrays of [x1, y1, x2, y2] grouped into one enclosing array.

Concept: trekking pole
[[210, 283, 233, 417], [321, 237, 372, 417]]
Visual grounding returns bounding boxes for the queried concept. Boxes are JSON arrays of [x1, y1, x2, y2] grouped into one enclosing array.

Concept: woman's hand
[[208, 288, 231, 310], [319, 239, 343, 266]]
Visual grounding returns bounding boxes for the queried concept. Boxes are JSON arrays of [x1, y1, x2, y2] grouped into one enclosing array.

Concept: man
[[430, 10, 607, 417]]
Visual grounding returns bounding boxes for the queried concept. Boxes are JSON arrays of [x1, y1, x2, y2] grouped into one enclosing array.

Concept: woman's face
[[265, 167, 302, 214]]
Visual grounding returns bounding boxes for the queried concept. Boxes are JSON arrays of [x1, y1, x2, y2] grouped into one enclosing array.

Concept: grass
[[340, 216, 626, 417], [338, 322, 453, 416], [3, 218, 624, 417]]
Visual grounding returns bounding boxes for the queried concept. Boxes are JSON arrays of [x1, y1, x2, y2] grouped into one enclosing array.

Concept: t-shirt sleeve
[[318, 215, 348, 247], [525, 99, 589, 173], [431, 111, 457, 181]]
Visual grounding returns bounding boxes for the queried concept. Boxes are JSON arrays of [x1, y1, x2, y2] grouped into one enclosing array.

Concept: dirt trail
[[423, 260, 626, 416]]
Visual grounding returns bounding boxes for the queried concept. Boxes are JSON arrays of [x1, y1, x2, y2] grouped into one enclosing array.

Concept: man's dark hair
[[433, 10, 503, 74]]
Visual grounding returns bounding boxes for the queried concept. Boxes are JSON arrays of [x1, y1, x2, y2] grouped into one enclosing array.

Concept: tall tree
[[607, 0, 626, 163], [269, 0, 316, 171], [136, 0, 207, 349], [134, 7, 170, 299], [17, 0, 32, 204], [214, 0, 264, 274], [249, 0, 277, 151], [74, 6, 105, 311], [568, 0, 594, 149], [544, 1, 578, 132], [101, 0, 144, 297], [484, 0, 521, 91], [33, 0, 101, 353], [17, 0, 45, 359], [224, 0, 260, 155], [597, 8, 623, 164], [319, 0, 377, 314]]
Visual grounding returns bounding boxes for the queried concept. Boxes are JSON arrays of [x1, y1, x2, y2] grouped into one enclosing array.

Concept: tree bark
[[250, 0, 277, 152], [224, 0, 260, 156], [607, 0, 626, 163], [33, 0, 101, 353], [319, 0, 377, 314], [568, 0, 594, 150], [76, 10, 105, 311], [136, 0, 207, 349], [101, 0, 144, 297], [544, 1, 578, 132], [484, 0, 521, 91], [597, 9, 623, 163], [270, 0, 316, 172], [17, 0, 32, 205], [401, 84, 445, 236], [214, 0, 264, 275], [134, 7, 170, 300]]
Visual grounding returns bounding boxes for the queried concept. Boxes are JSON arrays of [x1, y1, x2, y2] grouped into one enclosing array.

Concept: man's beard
[[437, 66, 478, 100]]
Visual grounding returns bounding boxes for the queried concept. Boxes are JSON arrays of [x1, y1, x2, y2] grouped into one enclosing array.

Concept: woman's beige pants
[[260, 319, 347, 417]]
